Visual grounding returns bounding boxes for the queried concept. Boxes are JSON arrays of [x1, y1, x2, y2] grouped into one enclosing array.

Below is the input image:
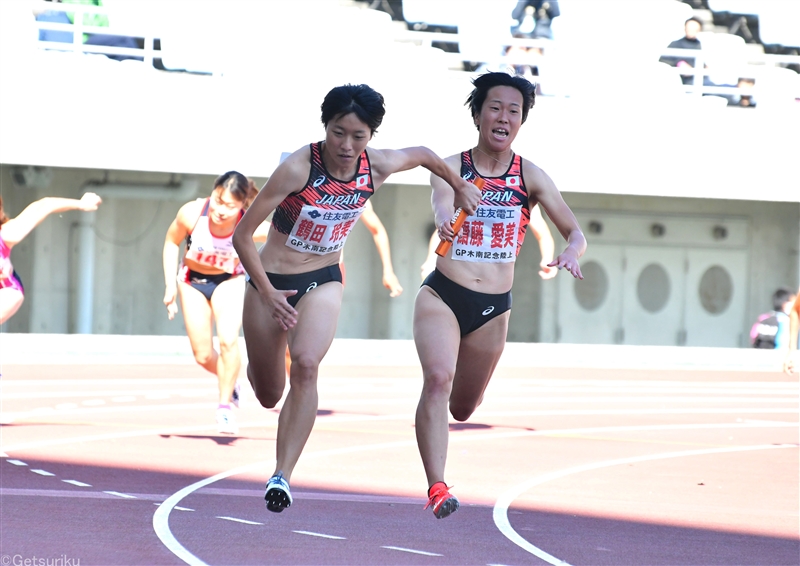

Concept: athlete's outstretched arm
[[784, 290, 800, 375], [369, 147, 480, 216], [162, 201, 198, 320], [428, 154, 463, 242], [524, 162, 586, 280], [1, 193, 102, 247], [361, 201, 402, 297], [529, 205, 557, 280], [232, 148, 309, 330]]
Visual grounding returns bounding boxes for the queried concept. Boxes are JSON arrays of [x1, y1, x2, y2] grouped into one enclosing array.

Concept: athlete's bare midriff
[[435, 256, 515, 294], [257, 226, 343, 275]]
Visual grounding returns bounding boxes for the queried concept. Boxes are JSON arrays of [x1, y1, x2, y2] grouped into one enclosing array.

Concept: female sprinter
[[413, 72, 587, 519], [163, 171, 268, 434], [232, 83, 481, 513], [1, 192, 102, 324]]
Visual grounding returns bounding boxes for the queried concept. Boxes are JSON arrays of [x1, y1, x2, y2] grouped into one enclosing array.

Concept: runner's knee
[[247, 365, 283, 408], [449, 401, 476, 422], [423, 367, 454, 398], [288, 353, 320, 387]]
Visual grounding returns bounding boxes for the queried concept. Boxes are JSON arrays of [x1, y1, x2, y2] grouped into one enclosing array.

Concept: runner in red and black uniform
[[413, 72, 587, 519], [232, 83, 481, 514]]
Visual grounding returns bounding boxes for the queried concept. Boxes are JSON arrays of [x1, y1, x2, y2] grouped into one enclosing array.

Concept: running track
[[1, 338, 798, 566]]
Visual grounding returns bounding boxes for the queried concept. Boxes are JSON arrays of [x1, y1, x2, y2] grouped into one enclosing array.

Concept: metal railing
[[32, 1, 157, 68], [28, 2, 800, 101]]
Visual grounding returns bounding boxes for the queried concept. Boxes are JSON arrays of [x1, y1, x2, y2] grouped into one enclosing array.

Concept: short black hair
[[321, 84, 386, 134], [773, 286, 795, 310], [465, 72, 536, 128], [685, 16, 703, 28]]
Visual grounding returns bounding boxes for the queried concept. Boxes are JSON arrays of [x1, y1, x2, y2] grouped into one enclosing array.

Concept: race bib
[[451, 205, 521, 263], [185, 247, 240, 273], [285, 204, 365, 255]]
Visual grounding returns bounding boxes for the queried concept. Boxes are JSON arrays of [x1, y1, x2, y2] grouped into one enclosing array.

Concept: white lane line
[[81, 399, 106, 406], [0, 402, 235, 428], [293, 530, 346, 540], [216, 516, 263, 525], [104, 491, 137, 499], [0, 383, 217, 399], [153, 420, 799, 565], [54, 403, 79, 410], [0, 418, 279, 454], [381, 546, 443, 557], [5, 459, 27, 466], [62, 479, 91, 487], [111, 396, 137, 403], [30, 469, 55, 476], [154, 503, 195, 511], [492, 443, 797, 566]]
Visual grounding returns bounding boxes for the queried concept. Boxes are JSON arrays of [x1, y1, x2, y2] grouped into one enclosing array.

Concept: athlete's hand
[[79, 192, 102, 211], [784, 351, 798, 375], [548, 248, 583, 279], [163, 286, 178, 320], [539, 261, 558, 280], [436, 216, 456, 243], [453, 177, 481, 216], [264, 288, 299, 330], [383, 270, 403, 298]]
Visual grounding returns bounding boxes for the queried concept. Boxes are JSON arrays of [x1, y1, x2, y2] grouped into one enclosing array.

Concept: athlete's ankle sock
[[218, 403, 231, 410]]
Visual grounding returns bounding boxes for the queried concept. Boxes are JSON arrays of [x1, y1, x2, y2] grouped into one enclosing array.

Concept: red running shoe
[[425, 481, 459, 519]]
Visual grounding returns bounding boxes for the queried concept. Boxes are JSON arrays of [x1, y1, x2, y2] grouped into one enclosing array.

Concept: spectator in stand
[[660, 17, 704, 85], [730, 77, 756, 108], [511, 1, 560, 40], [35, 0, 140, 61]]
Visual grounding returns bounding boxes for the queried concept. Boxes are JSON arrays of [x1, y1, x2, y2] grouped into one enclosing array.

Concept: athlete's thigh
[[242, 284, 288, 382], [178, 282, 214, 350], [451, 311, 509, 407], [413, 286, 461, 377], [0, 288, 24, 324], [210, 276, 245, 343], [287, 282, 344, 366]]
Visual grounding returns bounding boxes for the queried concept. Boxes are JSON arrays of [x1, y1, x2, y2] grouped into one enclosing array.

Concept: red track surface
[[1, 363, 798, 565]]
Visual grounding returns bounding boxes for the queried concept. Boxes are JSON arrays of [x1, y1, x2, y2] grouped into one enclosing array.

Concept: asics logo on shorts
[[306, 282, 318, 292], [482, 306, 494, 316]]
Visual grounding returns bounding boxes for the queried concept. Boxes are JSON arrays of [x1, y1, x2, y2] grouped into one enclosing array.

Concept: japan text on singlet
[[184, 199, 245, 274], [272, 142, 374, 255], [452, 150, 532, 263]]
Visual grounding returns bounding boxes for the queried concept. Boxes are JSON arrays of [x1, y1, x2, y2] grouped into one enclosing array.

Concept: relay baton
[[435, 177, 484, 257]]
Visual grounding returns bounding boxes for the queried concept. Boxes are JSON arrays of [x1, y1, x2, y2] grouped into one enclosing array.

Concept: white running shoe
[[216, 407, 238, 434], [231, 382, 241, 408], [265, 473, 292, 513]]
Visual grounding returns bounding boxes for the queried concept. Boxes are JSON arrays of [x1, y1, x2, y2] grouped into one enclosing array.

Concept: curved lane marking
[[492, 443, 798, 566], [154, 422, 798, 565]]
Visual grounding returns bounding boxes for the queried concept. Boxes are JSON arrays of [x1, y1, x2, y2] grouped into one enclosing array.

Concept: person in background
[[1, 192, 102, 324], [163, 171, 269, 435], [783, 289, 800, 375], [352, 200, 403, 297], [660, 17, 703, 85]]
